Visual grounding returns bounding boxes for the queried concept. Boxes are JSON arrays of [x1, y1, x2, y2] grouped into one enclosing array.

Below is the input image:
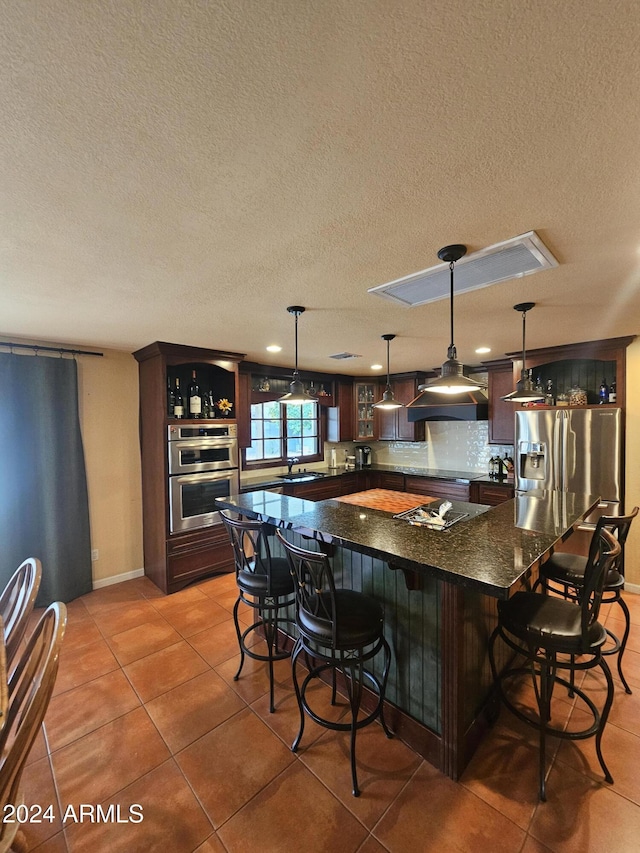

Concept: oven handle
[[172, 470, 239, 485], [173, 439, 237, 450]]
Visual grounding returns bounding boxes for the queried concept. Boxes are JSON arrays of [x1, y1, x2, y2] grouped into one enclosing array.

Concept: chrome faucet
[[287, 457, 299, 474]]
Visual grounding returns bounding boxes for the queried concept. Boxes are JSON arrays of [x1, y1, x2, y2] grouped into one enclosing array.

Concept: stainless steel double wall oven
[[168, 422, 239, 533]]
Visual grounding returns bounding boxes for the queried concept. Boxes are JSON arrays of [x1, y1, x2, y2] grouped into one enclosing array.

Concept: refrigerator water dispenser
[[519, 442, 546, 480]]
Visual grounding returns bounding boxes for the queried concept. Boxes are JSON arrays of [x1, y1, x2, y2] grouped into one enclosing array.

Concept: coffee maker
[[355, 445, 372, 468]]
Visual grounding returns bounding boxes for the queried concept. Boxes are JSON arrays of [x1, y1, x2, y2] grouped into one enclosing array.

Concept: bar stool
[[220, 511, 296, 713], [488, 528, 620, 801], [276, 530, 392, 797], [538, 507, 638, 694]]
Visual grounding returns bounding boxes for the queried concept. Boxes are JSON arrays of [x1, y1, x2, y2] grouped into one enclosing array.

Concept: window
[[244, 400, 321, 466]]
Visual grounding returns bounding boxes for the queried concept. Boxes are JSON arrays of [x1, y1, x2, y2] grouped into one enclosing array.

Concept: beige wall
[[624, 337, 640, 587], [77, 349, 143, 584]]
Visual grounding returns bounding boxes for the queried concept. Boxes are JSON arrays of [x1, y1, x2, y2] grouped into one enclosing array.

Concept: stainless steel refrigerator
[[515, 408, 623, 528]]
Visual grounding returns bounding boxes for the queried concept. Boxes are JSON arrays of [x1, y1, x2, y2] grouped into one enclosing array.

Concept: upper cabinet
[[377, 373, 427, 442], [354, 380, 379, 440], [485, 336, 635, 447], [485, 360, 517, 445]]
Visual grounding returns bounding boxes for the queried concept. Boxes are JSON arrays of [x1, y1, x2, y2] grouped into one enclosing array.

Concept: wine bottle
[[167, 375, 175, 417], [174, 378, 184, 419], [188, 370, 202, 418], [609, 381, 617, 404], [599, 377, 609, 405]]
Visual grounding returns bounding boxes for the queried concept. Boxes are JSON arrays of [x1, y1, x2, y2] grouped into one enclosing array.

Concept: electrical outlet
[[91, 549, 99, 561]]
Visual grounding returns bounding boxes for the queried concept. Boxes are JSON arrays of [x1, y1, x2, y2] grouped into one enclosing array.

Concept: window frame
[[241, 399, 324, 470]]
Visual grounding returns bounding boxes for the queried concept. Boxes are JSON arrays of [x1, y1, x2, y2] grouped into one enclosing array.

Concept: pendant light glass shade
[[501, 302, 545, 403], [410, 244, 487, 399], [373, 334, 404, 410], [278, 306, 318, 405]]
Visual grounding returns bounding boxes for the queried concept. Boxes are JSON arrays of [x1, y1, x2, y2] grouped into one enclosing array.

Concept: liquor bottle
[[188, 370, 202, 418], [202, 391, 211, 419], [167, 375, 175, 417], [174, 378, 184, 419], [609, 381, 617, 404], [545, 379, 555, 406], [599, 377, 609, 405]]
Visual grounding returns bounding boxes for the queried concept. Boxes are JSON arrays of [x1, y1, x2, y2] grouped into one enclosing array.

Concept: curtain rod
[[0, 341, 104, 357]]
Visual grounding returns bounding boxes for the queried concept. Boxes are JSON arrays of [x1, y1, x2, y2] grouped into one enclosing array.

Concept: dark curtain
[[0, 353, 93, 605]]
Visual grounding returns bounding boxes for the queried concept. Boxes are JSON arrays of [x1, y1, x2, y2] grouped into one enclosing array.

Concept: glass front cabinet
[[355, 382, 377, 439]]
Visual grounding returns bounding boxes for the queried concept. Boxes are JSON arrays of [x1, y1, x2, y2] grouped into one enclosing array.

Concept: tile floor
[[17, 574, 640, 852]]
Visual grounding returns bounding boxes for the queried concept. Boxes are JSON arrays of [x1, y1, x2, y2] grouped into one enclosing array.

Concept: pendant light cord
[[386, 337, 391, 388], [448, 260, 456, 359]]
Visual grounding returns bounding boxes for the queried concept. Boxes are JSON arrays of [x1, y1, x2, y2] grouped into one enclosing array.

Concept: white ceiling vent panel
[[329, 352, 362, 360], [368, 231, 559, 307]]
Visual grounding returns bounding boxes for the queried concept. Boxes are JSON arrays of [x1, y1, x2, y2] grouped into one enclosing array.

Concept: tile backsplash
[[328, 421, 513, 475]]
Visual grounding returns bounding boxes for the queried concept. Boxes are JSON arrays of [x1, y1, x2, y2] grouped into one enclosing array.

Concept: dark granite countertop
[[216, 488, 599, 598], [240, 464, 489, 492]]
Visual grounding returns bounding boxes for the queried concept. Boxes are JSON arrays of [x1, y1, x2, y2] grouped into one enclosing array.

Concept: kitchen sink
[[277, 472, 327, 482]]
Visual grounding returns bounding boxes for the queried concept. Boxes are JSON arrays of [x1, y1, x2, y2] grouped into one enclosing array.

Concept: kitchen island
[[215, 488, 598, 779]]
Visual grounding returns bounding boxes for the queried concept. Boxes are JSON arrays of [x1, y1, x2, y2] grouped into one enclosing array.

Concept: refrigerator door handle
[[553, 410, 564, 491]]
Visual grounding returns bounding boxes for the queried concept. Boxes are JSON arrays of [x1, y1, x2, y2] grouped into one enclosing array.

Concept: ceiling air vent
[[329, 352, 362, 360], [368, 231, 558, 307]]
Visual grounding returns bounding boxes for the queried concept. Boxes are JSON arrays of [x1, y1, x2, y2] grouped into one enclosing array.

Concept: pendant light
[[408, 244, 486, 400], [501, 302, 545, 403], [278, 306, 317, 405], [373, 334, 404, 410]]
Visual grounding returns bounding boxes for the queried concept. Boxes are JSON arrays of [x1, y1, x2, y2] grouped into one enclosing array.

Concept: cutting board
[[334, 488, 436, 514]]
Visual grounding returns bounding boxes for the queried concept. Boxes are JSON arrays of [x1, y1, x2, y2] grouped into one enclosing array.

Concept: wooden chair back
[[0, 602, 66, 851], [0, 559, 42, 669]]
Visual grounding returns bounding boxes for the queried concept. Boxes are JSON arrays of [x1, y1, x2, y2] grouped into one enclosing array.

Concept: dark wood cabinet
[[133, 341, 244, 594], [470, 481, 514, 506], [484, 337, 634, 446], [377, 374, 427, 441], [486, 361, 516, 445], [281, 473, 360, 501], [327, 379, 355, 442], [354, 381, 379, 440], [369, 471, 405, 491], [405, 476, 470, 502]]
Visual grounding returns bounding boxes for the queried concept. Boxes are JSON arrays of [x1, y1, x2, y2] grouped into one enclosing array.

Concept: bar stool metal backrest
[[539, 507, 638, 692], [489, 528, 620, 801], [0, 558, 42, 671], [276, 529, 392, 797], [219, 511, 295, 713]]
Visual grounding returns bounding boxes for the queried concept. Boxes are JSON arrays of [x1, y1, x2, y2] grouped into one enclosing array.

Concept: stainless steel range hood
[[406, 387, 489, 421]]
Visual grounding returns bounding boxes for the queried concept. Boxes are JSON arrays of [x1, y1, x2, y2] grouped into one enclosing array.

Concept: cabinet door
[[488, 366, 516, 445], [376, 377, 426, 441], [473, 482, 514, 506], [405, 477, 470, 501], [395, 378, 425, 441], [354, 382, 378, 440], [327, 380, 354, 442], [369, 471, 405, 491]]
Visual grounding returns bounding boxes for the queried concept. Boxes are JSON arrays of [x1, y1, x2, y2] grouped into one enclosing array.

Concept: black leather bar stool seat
[[276, 530, 392, 797], [220, 511, 296, 713], [539, 507, 638, 694], [489, 528, 620, 801]]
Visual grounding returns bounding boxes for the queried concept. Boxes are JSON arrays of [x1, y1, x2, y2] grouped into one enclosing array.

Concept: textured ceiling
[[1, 0, 640, 375]]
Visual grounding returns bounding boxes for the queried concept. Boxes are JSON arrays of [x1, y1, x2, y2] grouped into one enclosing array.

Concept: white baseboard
[[92, 567, 145, 590], [624, 581, 640, 596]]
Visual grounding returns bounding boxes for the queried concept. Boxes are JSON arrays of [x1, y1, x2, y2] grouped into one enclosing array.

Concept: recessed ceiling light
[[475, 347, 491, 354], [266, 345, 282, 353], [371, 363, 383, 370]]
